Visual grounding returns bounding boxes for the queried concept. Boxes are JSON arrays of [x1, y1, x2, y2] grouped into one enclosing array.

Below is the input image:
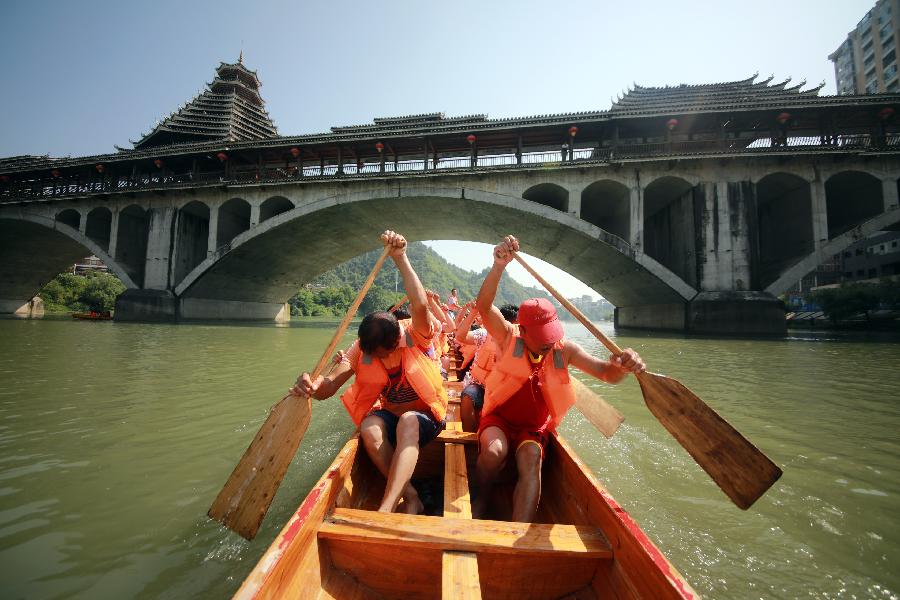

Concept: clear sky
[[0, 0, 875, 299]]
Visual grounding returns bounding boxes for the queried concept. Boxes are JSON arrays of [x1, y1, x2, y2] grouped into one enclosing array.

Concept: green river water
[[0, 316, 897, 599]]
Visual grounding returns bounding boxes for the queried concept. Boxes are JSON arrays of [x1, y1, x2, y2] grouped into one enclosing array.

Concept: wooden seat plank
[[437, 429, 478, 444], [442, 551, 481, 599], [444, 443, 471, 517], [320, 508, 612, 558]]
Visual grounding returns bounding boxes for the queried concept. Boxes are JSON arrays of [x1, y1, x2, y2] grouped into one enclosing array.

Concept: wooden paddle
[[571, 377, 624, 438], [513, 253, 782, 510], [388, 295, 408, 313], [208, 247, 391, 539]]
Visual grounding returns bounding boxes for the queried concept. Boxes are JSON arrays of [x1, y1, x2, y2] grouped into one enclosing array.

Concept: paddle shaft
[[306, 247, 392, 385], [388, 295, 408, 313], [208, 247, 391, 539], [512, 255, 623, 357]]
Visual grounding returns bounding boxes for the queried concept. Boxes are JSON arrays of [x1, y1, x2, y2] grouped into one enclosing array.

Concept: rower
[[292, 230, 448, 515], [472, 235, 647, 522], [456, 302, 518, 432]]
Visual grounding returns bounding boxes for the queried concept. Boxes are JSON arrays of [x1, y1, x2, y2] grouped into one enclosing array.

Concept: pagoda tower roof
[[131, 58, 278, 150]]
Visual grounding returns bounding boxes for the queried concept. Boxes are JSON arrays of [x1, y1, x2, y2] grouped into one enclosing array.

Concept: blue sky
[[0, 0, 874, 299]]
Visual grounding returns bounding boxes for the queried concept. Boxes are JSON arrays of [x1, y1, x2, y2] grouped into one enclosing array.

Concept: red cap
[[517, 298, 563, 345]]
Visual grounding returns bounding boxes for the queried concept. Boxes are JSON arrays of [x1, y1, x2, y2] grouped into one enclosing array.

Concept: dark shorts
[[462, 382, 485, 410], [368, 409, 445, 447]]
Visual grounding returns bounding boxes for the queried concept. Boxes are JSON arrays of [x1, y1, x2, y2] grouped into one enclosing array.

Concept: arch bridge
[[2, 70, 900, 333]]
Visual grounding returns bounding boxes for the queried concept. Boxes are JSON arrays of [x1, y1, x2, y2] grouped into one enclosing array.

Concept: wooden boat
[[71, 311, 112, 320], [234, 371, 698, 600]]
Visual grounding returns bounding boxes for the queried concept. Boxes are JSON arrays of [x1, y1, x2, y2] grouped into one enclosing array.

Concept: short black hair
[[500, 303, 519, 323], [358, 311, 401, 354]]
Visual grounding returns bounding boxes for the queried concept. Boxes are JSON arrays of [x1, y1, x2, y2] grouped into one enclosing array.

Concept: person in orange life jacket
[[457, 302, 518, 432], [291, 231, 448, 515], [471, 235, 646, 522]]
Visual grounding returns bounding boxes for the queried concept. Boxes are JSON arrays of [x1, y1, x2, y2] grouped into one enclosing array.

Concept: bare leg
[[460, 393, 477, 433], [379, 412, 423, 514], [511, 442, 542, 522], [360, 415, 420, 510], [472, 426, 508, 519]]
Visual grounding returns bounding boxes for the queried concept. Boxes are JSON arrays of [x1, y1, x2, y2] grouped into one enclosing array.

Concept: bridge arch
[[116, 204, 151, 286], [0, 214, 138, 308], [85, 206, 112, 252], [56, 208, 81, 230], [174, 186, 696, 308], [756, 172, 813, 289], [259, 196, 294, 222], [173, 200, 211, 286], [217, 197, 251, 248], [580, 180, 630, 242], [642, 175, 698, 288], [826, 170, 883, 239], [522, 183, 569, 212]]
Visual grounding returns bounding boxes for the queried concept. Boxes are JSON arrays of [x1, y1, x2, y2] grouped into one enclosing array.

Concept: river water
[[0, 316, 897, 599]]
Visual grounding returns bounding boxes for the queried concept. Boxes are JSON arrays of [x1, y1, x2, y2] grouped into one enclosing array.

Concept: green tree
[[40, 272, 87, 310], [78, 272, 126, 311], [359, 286, 403, 315]]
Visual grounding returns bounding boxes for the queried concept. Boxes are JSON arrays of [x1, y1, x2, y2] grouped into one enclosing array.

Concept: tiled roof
[[610, 74, 827, 115], [132, 60, 277, 150]]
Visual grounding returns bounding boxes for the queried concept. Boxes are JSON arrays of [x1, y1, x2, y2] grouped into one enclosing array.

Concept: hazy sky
[[0, 0, 875, 299]]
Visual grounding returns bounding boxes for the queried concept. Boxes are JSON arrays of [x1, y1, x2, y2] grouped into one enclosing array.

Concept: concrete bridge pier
[[615, 292, 785, 335], [0, 297, 44, 318], [114, 289, 290, 322]]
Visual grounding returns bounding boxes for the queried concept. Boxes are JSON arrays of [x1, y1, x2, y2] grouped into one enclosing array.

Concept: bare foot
[[400, 494, 425, 515]]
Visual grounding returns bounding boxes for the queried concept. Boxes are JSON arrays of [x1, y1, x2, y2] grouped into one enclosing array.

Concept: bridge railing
[[3, 133, 900, 203]]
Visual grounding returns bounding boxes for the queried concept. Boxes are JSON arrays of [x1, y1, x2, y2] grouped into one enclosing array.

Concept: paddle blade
[[208, 394, 312, 540], [572, 377, 624, 438], [636, 372, 782, 510]]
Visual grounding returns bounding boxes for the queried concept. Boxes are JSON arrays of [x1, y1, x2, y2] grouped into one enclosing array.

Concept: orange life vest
[[340, 324, 448, 427], [482, 336, 575, 430], [459, 341, 477, 369], [469, 324, 519, 385]]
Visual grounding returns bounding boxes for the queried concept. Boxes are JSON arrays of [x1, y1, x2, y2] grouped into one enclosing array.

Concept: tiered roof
[[610, 74, 827, 116], [132, 57, 278, 150]]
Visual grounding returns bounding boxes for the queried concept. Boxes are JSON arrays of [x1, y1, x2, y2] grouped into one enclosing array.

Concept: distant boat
[[71, 311, 112, 320]]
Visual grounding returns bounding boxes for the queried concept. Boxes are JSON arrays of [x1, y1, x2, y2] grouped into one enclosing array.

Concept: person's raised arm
[[382, 230, 430, 336], [426, 290, 454, 330], [454, 301, 480, 344], [476, 235, 517, 348]]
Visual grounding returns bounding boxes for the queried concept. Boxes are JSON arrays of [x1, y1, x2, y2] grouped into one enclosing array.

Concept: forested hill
[[290, 242, 551, 317]]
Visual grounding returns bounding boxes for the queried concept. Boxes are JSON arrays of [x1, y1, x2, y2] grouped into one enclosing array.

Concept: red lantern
[[217, 152, 228, 162], [153, 159, 163, 169], [51, 169, 61, 178], [0, 175, 8, 182], [568, 126, 579, 137], [466, 134, 477, 144], [666, 118, 679, 131], [375, 142, 384, 153], [290, 147, 300, 158], [776, 112, 791, 125], [95, 164, 105, 173], [878, 107, 895, 120]]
